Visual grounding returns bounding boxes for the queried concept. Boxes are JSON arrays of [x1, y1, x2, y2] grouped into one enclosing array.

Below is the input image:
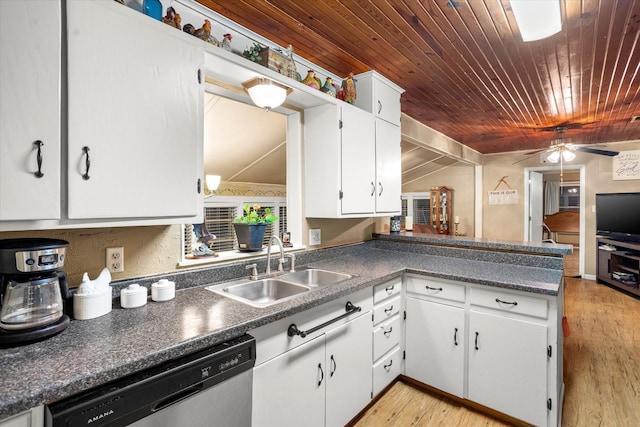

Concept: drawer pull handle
[[425, 285, 443, 291], [34, 140, 44, 178], [454, 327, 458, 346], [475, 331, 479, 350], [384, 360, 393, 370], [288, 301, 361, 338], [385, 285, 395, 293], [317, 363, 324, 386], [383, 326, 393, 336], [384, 305, 394, 314], [495, 298, 518, 306]]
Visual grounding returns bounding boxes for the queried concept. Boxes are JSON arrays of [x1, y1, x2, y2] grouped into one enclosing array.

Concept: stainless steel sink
[[279, 268, 352, 287], [206, 278, 310, 307]]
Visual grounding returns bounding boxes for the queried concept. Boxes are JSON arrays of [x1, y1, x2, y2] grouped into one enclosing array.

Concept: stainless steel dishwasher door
[[129, 369, 252, 427], [46, 335, 256, 427]]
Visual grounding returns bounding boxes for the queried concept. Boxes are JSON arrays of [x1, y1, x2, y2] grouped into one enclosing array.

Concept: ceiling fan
[[514, 126, 619, 181], [525, 127, 619, 158]]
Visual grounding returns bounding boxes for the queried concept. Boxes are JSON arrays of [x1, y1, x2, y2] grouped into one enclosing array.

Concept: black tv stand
[[597, 237, 640, 298]]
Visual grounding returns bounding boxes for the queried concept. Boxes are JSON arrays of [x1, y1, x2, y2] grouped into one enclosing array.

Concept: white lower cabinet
[[251, 289, 372, 427], [468, 310, 548, 426], [405, 297, 465, 398], [0, 407, 43, 427], [403, 274, 561, 427]]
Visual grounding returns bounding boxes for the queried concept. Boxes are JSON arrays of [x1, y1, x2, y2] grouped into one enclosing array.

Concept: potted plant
[[233, 204, 278, 251]]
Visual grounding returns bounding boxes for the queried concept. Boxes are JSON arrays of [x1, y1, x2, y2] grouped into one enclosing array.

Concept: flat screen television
[[596, 192, 640, 243]]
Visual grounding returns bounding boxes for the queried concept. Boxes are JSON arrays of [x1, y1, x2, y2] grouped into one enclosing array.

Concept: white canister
[[405, 216, 413, 231], [120, 284, 148, 308], [73, 287, 112, 320], [151, 279, 175, 302]]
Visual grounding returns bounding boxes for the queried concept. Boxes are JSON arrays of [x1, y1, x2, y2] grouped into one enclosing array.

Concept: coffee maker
[[0, 238, 71, 346]]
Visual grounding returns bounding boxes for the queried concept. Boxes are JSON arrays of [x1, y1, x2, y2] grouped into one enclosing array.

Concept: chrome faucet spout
[[266, 236, 285, 275]]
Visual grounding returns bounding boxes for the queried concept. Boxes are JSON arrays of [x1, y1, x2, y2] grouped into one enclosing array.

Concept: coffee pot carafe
[[0, 238, 70, 346]]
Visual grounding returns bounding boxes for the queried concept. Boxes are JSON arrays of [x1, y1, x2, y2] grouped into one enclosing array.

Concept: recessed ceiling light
[[631, 115, 640, 123]]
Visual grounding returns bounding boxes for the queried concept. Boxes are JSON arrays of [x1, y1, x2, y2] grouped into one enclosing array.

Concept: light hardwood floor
[[353, 277, 640, 427]]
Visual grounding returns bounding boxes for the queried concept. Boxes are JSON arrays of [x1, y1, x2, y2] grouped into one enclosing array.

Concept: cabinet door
[[325, 313, 372, 427], [66, 0, 203, 219], [374, 79, 402, 126], [405, 298, 465, 397], [0, 0, 61, 221], [341, 106, 375, 215], [375, 119, 401, 213], [252, 335, 325, 427], [468, 310, 548, 426]]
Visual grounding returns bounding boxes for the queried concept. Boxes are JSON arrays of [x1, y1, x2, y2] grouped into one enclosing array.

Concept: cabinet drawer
[[373, 278, 402, 303], [250, 288, 372, 365], [372, 346, 402, 397], [405, 275, 466, 303], [373, 295, 400, 325], [373, 316, 401, 361], [470, 287, 548, 319]]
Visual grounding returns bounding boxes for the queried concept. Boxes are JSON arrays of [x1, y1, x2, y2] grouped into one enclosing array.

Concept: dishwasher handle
[[287, 302, 361, 338], [151, 383, 204, 413]]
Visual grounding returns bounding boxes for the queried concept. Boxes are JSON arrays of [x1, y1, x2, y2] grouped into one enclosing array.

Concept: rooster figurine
[[320, 77, 337, 97], [302, 70, 321, 90], [221, 33, 233, 51], [161, 7, 182, 30], [193, 19, 212, 41], [342, 73, 357, 104]]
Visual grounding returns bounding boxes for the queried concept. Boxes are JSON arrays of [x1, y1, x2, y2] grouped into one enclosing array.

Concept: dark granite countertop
[[0, 240, 567, 419]]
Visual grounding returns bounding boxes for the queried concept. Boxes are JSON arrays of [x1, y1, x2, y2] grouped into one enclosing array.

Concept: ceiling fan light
[[562, 150, 576, 162], [510, 0, 562, 42], [547, 150, 561, 163], [242, 77, 292, 111]]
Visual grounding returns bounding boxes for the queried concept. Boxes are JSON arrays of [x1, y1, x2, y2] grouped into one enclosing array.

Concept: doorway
[[524, 165, 585, 277]]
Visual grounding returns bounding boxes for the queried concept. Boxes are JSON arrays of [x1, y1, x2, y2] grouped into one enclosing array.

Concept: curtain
[[544, 181, 560, 214]]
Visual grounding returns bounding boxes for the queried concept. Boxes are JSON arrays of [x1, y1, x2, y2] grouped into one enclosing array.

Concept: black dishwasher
[[46, 334, 255, 427]]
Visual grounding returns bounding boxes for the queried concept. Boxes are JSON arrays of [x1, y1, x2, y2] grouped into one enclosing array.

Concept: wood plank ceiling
[[196, 0, 640, 154]]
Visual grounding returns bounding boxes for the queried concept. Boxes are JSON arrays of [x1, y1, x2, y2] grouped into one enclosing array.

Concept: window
[[559, 182, 580, 212], [402, 193, 431, 225], [182, 197, 286, 262]]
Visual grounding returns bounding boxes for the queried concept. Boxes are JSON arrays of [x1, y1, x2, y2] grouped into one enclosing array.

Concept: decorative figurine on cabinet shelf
[[221, 33, 233, 51], [320, 77, 337, 97], [342, 73, 357, 103], [193, 19, 212, 41], [142, 0, 162, 20], [161, 6, 182, 29], [302, 70, 321, 90]]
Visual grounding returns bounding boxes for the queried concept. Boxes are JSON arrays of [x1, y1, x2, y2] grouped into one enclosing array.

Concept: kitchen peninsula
[[0, 236, 571, 427]]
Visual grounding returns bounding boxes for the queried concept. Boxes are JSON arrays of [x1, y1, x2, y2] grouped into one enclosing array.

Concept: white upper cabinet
[[305, 103, 376, 217], [353, 71, 404, 126], [66, 0, 203, 220], [375, 119, 402, 213], [0, 0, 61, 221], [304, 102, 402, 218]]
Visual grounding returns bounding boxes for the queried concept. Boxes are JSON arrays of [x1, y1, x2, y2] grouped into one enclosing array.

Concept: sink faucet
[[265, 236, 285, 275]]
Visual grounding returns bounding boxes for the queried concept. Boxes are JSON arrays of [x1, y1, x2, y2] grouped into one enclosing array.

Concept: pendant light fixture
[[510, 0, 562, 42], [242, 77, 292, 111]]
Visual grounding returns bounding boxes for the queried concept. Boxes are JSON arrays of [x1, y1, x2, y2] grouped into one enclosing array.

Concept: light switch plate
[[309, 229, 321, 246]]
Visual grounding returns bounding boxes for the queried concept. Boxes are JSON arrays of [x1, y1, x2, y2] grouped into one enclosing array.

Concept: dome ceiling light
[[242, 77, 292, 111]]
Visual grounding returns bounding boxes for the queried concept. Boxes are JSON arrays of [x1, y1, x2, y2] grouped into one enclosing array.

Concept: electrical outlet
[[106, 247, 124, 273], [309, 229, 321, 246]]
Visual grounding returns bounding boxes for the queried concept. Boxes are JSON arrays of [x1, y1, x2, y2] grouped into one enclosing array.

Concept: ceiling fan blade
[[525, 147, 552, 155], [574, 147, 619, 156], [513, 151, 543, 164]]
